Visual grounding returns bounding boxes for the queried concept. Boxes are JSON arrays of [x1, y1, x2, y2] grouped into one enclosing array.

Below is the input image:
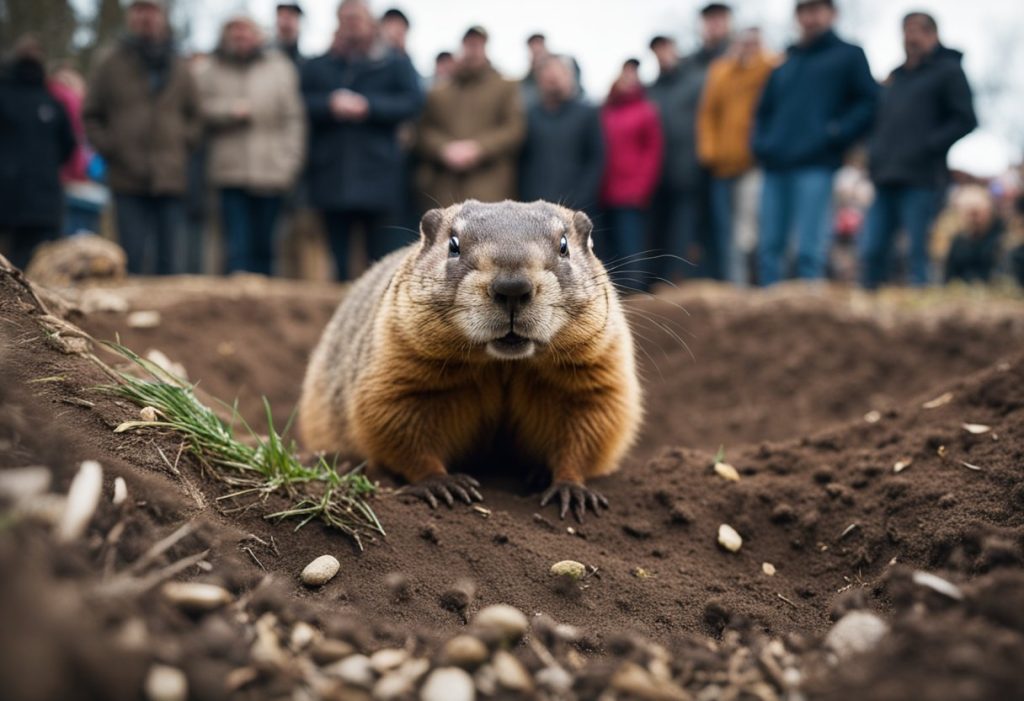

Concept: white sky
[[74, 0, 1024, 168]]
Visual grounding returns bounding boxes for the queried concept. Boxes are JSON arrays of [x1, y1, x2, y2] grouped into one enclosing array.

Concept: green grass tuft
[[98, 341, 384, 549]]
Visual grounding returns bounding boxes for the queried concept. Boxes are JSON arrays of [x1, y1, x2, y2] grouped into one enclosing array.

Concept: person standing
[[519, 55, 604, 215], [416, 26, 525, 208], [599, 61, 664, 270], [752, 0, 878, 285], [0, 36, 76, 268], [647, 3, 732, 283], [697, 27, 775, 285], [301, 0, 423, 280], [197, 15, 305, 276], [83, 0, 199, 275], [275, 3, 305, 66], [860, 12, 976, 289]]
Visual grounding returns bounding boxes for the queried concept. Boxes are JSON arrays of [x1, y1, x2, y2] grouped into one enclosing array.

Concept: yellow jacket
[[697, 52, 776, 178]]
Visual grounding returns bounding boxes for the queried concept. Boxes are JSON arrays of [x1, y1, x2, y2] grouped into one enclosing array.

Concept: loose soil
[[2, 269, 1024, 701]]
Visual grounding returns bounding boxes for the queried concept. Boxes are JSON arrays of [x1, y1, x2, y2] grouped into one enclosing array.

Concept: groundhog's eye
[[559, 235, 569, 257], [448, 235, 460, 257]]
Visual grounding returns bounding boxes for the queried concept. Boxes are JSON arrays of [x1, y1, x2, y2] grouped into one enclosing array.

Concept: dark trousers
[[649, 187, 701, 283], [859, 184, 939, 289], [114, 193, 186, 275], [220, 188, 283, 275], [0, 226, 58, 270], [602, 207, 648, 292], [322, 209, 412, 281]]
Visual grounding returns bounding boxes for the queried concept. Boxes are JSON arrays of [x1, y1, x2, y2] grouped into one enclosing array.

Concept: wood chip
[[962, 423, 991, 435], [922, 392, 953, 409], [863, 410, 882, 424], [762, 562, 776, 576], [912, 570, 963, 600], [893, 458, 913, 474], [960, 461, 983, 471], [717, 524, 743, 552]]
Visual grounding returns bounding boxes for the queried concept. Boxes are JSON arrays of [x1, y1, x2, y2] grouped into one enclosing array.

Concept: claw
[[402, 473, 484, 509], [539, 481, 609, 523]]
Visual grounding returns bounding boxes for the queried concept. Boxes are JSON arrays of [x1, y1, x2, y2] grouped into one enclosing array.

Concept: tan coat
[[197, 49, 305, 193], [83, 40, 200, 196], [697, 52, 776, 179], [415, 64, 525, 207]]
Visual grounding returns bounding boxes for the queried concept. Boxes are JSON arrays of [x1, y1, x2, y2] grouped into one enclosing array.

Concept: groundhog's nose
[[490, 274, 534, 313]]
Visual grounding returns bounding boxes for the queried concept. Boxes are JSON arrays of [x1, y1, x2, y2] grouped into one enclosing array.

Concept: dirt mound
[[3, 268, 1024, 700]]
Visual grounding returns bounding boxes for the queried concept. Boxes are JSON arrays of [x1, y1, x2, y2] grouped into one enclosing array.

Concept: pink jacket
[[599, 86, 663, 208]]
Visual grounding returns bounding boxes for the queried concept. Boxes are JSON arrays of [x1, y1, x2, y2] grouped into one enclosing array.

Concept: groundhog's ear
[[571, 211, 594, 251], [420, 208, 445, 244]]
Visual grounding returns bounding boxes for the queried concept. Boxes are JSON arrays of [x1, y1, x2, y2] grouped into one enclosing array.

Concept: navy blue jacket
[[519, 98, 604, 212], [753, 30, 878, 171], [0, 60, 75, 229], [301, 43, 423, 213], [868, 46, 976, 189]]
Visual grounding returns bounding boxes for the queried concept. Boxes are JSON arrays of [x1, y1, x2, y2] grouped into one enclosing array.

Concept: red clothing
[[599, 86, 663, 208], [49, 80, 90, 183]]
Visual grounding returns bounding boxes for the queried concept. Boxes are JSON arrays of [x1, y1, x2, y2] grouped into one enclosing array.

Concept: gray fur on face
[[408, 200, 607, 359]]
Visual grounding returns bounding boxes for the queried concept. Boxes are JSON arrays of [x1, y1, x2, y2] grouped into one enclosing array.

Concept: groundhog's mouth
[[486, 332, 536, 360]]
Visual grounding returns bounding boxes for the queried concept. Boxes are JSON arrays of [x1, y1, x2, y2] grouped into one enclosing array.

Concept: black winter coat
[[519, 98, 604, 212], [301, 43, 423, 213], [0, 60, 75, 229], [868, 46, 976, 189]]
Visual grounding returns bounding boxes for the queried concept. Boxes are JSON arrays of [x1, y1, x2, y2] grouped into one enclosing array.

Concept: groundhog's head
[[404, 200, 612, 362]]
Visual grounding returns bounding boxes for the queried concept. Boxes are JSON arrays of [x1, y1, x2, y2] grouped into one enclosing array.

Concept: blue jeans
[[758, 167, 834, 285], [220, 188, 282, 275], [859, 184, 939, 289], [115, 194, 186, 275]]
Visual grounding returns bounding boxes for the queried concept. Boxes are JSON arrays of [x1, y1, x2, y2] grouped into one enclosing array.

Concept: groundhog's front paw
[[540, 481, 609, 523], [402, 473, 483, 509]]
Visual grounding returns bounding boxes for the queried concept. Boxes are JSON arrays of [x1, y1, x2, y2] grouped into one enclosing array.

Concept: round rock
[[473, 604, 529, 643], [301, 555, 340, 587], [144, 664, 187, 701], [443, 634, 489, 668], [549, 560, 587, 580], [161, 582, 232, 612], [421, 667, 475, 701], [825, 611, 890, 659]]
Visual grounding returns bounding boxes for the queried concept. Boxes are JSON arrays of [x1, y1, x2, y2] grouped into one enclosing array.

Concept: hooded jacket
[[868, 45, 977, 189], [752, 29, 878, 171], [599, 85, 663, 208]]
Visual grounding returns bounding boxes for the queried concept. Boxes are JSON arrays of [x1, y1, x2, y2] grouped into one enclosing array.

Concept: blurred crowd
[[2, 0, 1024, 290]]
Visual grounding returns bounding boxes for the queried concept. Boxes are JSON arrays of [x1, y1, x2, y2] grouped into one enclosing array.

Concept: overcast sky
[[73, 0, 1024, 172]]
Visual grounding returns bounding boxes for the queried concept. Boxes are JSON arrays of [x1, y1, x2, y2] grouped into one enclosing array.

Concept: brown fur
[[298, 200, 641, 489]]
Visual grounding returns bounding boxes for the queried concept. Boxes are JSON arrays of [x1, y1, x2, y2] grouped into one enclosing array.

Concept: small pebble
[[473, 604, 529, 643], [420, 667, 475, 701], [0, 466, 51, 503], [717, 524, 743, 552], [57, 460, 103, 542], [549, 560, 587, 580], [162, 582, 233, 612], [112, 477, 128, 506], [310, 638, 356, 664], [301, 555, 340, 586], [442, 634, 489, 668], [128, 310, 162, 329], [912, 570, 964, 600], [492, 650, 533, 692], [289, 621, 318, 651], [762, 562, 776, 576], [825, 611, 889, 659], [139, 406, 159, 422], [536, 666, 573, 694], [325, 654, 374, 688], [144, 664, 187, 701], [370, 648, 408, 673]]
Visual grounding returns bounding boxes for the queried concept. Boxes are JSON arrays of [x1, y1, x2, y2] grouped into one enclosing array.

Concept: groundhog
[[298, 200, 642, 521]]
